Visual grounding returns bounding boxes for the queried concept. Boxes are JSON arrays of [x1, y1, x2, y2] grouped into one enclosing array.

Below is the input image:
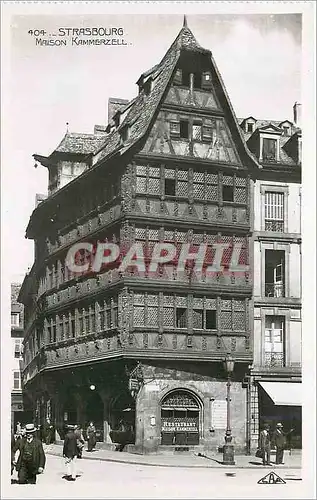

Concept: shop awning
[[259, 382, 302, 406]]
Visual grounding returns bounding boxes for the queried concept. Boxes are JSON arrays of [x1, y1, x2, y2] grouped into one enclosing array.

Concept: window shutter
[[201, 71, 213, 89], [173, 69, 182, 86]]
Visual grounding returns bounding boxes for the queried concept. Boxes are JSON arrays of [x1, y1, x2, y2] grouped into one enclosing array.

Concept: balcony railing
[[265, 283, 284, 298], [264, 352, 285, 368], [265, 220, 284, 232]]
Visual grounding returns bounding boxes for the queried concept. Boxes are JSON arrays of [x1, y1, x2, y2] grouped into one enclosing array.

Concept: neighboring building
[[239, 105, 302, 450], [11, 283, 31, 431], [19, 19, 301, 454]]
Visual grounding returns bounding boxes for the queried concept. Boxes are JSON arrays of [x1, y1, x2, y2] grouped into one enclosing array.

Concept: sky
[[4, 12, 302, 283]]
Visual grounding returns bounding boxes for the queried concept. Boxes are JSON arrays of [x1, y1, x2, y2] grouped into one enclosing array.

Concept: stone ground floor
[[22, 359, 302, 454], [5, 453, 309, 500]]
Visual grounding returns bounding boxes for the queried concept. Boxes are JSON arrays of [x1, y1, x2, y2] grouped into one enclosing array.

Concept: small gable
[[258, 123, 282, 135]]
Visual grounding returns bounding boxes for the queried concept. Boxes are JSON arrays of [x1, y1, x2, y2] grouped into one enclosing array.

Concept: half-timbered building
[[19, 19, 300, 454]]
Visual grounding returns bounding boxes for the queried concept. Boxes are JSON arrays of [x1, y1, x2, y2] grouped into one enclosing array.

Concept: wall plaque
[[211, 400, 227, 429]]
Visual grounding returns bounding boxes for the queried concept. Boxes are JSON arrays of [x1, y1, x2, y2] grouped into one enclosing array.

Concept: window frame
[[179, 120, 189, 139], [13, 370, 21, 390], [260, 184, 289, 233], [264, 249, 285, 298], [263, 315, 286, 367], [247, 122, 254, 134], [260, 241, 290, 298], [176, 307, 188, 329], [222, 185, 234, 203], [164, 178, 176, 197], [11, 312, 20, 327], [262, 138, 277, 162], [14, 338, 23, 358], [264, 191, 285, 232], [259, 133, 281, 162], [192, 122, 202, 141]]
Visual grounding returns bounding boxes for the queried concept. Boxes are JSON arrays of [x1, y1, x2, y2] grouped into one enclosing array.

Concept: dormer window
[[279, 120, 293, 137], [243, 117, 256, 134], [262, 138, 277, 161], [258, 124, 282, 162]]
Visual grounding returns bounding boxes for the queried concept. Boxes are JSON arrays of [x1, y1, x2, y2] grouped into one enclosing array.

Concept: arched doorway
[[110, 392, 136, 433], [109, 392, 136, 446], [85, 390, 104, 442], [161, 390, 201, 446]]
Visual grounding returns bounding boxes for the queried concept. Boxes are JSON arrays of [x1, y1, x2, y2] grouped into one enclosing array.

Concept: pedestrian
[[272, 422, 294, 465], [15, 423, 46, 484], [43, 418, 53, 445], [74, 424, 85, 459], [63, 424, 78, 481], [15, 425, 25, 446], [16, 422, 22, 435], [259, 424, 271, 465], [86, 421, 96, 452]]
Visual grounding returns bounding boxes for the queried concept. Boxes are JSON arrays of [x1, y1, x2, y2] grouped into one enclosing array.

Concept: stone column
[[134, 391, 145, 453]]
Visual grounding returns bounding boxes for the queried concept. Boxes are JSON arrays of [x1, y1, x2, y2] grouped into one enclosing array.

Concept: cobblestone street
[[4, 453, 309, 499]]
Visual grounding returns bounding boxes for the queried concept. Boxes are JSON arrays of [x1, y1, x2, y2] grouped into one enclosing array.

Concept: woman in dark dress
[[86, 422, 96, 452]]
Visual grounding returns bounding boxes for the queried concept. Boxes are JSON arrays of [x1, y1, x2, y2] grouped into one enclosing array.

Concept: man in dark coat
[[259, 424, 271, 465], [15, 423, 46, 484], [63, 424, 78, 481], [43, 418, 54, 445], [272, 422, 294, 465], [74, 425, 85, 459]]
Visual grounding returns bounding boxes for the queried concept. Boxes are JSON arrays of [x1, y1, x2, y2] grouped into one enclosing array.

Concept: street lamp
[[223, 355, 235, 465]]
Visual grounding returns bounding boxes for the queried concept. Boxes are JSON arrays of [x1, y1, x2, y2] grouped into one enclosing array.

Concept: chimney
[[107, 98, 129, 123], [293, 102, 302, 127]]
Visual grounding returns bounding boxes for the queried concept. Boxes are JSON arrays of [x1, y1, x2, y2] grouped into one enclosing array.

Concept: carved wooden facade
[[20, 20, 263, 451]]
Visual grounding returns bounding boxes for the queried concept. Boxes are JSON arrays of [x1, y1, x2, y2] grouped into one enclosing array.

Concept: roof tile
[[54, 133, 105, 156]]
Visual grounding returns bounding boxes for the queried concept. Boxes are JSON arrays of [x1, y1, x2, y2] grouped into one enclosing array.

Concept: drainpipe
[[245, 366, 253, 455]]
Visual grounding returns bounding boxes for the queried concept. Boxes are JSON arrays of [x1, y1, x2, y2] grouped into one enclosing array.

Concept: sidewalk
[[44, 443, 302, 469]]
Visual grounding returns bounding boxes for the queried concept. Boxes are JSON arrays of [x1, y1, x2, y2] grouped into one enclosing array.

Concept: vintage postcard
[[1, 1, 315, 499]]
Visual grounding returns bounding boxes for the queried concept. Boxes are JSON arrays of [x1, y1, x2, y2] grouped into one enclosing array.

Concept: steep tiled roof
[[54, 132, 105, 155], [93, 23, 211, 165], [238, 118, 301, 166]]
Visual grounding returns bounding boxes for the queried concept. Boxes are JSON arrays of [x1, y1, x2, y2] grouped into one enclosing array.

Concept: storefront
[[160, 390, 201, 446], [258, 381, 302, 448]]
